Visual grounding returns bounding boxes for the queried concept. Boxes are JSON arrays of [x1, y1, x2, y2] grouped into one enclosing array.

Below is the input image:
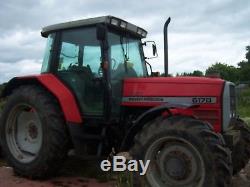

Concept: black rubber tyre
[[229, 118, 250, 174], [0, 86, 69, 179], [129, 116, 232, 187]]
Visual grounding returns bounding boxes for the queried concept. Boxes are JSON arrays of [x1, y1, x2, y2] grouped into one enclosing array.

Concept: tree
[[205, 62, 239, 82], [0, 83, 6, 94], [246, 46, 250, 63], [192, 70, 203, 76], [238, 61, 250, 82], [237, 46, 250, 82], [177, 70, 204, 77]]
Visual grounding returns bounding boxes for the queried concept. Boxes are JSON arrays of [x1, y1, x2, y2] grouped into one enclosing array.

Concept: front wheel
[[130, 116, 232, 187], [0, 86, 69, 179], [229, 118, 250, 174]]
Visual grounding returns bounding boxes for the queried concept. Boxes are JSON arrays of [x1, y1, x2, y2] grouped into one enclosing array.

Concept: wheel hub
[[164, 153, 190, 180], [158, 145, 194, 183], [27, 122, 38, 140], [6, 104, 43, 163]]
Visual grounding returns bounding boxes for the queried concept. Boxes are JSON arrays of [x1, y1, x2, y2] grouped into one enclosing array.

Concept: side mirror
[[96, 24, 107, 41], [152, 44, 157, 56], [142, 41, 158, 59]]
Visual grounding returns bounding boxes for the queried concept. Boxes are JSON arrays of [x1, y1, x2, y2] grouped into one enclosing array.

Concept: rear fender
[[1, 74, 82, 123], [120, 103, 198, 150]]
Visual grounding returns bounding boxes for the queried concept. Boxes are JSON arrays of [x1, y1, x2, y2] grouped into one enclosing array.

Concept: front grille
[[229, 85, 236, 114]]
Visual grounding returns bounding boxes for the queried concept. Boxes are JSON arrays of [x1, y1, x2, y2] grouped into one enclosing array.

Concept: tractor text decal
[[122, 96, 216, 104]]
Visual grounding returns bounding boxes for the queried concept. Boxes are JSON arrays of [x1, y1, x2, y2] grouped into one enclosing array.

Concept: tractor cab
[[41, 16, 149, 118]]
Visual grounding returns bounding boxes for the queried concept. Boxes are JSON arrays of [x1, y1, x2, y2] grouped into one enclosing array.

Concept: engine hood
[[122, 76, 225, 107]]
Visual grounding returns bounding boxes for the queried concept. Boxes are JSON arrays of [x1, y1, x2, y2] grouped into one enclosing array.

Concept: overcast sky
[[0, 0, 249, 83]]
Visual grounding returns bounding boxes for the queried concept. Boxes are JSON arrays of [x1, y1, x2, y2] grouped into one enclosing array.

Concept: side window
[[58, 42, 79, 71], [41, 34, 54, 73]]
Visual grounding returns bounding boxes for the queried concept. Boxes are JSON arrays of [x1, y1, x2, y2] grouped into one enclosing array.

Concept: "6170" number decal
[[192, 97, 216, 104]]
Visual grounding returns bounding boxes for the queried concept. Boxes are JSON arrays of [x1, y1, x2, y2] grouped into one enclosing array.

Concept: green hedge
[[0, 84, 5, 112], [0, 101, 4, 111], [238, 87, 250, 117]]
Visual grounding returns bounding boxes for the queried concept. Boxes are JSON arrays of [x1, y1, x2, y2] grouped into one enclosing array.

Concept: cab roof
[[41, 15, 147, 38]]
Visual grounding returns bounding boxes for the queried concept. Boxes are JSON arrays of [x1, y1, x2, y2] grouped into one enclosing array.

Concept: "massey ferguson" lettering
[[128, 97, 164, 102], [122, 97, 217, 104]]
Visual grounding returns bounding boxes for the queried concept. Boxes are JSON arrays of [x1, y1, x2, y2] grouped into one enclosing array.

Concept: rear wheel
[[229, 118, 250, 174], [0, 86, 69, 179], [130, 116, 232, 187]]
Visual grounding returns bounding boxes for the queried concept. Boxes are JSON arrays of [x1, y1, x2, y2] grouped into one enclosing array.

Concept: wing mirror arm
[[142, 41, 158, 59]]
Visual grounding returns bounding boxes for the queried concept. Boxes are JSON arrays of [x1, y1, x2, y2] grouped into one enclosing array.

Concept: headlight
[[142, 31, 147, 37], [111, 18, 119, 26], [137, 28, 143, 35], [120, 21, 127, 28]]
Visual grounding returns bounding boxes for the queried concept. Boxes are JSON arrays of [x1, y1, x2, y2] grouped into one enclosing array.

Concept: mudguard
[[120, 103, 198, 150], [1, 74, 82, 123]]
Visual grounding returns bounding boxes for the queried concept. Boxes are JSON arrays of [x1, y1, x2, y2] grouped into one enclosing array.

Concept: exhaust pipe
[[164, 17, 171, 76]]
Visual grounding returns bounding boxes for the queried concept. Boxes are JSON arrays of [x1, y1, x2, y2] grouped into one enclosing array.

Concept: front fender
[[120, 103, 198, 151]]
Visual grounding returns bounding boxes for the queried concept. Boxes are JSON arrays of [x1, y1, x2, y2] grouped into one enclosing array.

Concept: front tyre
[[229, 118, 250, 174], [0, 86, 69, 179], [130, 116, 232, 187]]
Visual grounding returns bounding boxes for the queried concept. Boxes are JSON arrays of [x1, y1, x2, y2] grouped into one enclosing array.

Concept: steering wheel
[[68, 62, 79, 70]]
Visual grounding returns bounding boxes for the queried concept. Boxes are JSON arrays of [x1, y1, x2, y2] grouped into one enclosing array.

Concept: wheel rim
[[145, 136, 205, 187], [6, 104, 43, 163]]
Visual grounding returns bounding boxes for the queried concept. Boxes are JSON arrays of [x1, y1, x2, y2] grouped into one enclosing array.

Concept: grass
[[243, 117, 250, 125], [237, 87, 250, 118], [115, 171, 133, 187]]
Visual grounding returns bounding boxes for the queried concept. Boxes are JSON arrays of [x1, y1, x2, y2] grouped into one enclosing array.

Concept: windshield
[[108, 32, 147, 80], [41, 33, 55, 73]]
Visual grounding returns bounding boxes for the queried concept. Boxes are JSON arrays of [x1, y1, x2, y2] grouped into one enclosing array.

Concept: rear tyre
[[229, 118, 250, 174], [130, 116, 232, 187], [0, 86, 69, 179]]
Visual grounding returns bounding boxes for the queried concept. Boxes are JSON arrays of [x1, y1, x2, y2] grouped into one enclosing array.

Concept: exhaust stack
[[164, 17, 171, 76]]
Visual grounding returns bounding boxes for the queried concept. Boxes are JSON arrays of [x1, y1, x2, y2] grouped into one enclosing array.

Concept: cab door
[[56, 27, 105, 116]]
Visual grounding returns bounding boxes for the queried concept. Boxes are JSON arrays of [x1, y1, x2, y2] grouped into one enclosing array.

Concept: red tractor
[[0, 16, 249, 187]]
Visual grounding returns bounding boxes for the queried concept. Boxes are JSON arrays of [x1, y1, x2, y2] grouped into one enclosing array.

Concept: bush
[[0, 101, 4, 112], [237, 87, 250, 117], [0, 84, 5, 112]]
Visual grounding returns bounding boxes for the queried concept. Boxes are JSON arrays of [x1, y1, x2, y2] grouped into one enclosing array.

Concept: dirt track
[[232, 163, 250, 187], [0, 167, 114, 187], [0, 158, 116, 187], [0, 158, 250, 187]]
